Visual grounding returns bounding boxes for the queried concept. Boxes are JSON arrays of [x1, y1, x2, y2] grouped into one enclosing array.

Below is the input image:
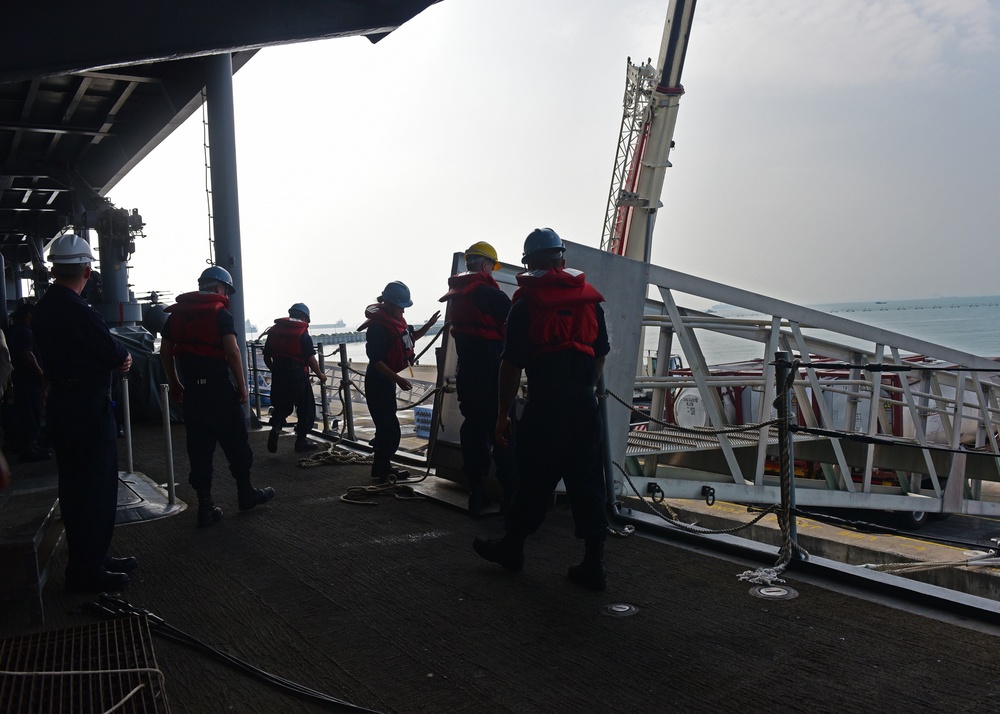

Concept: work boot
[[294, 436, 318, 452], [267, 427, 280, 453], [238, 486, 275, 511], [66, 569, 129, 594], [197, 489, 223, 528], [468, 487, 493, 516], [568, 539, 606, 591], [379, 468, 410, 484], [472, 535, 524, 572], [104, 555, 139, 574]]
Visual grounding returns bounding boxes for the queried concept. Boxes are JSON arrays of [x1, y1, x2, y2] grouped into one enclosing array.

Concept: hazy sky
[[108, 0, 1000, 329]]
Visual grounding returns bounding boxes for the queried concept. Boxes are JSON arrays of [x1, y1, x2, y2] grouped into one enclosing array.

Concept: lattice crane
[[601, 0, 698, 261]]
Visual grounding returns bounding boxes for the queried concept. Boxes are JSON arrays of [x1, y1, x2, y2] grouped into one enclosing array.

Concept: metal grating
[[625, 425, 824, 456], [0, 615, 170, 713]]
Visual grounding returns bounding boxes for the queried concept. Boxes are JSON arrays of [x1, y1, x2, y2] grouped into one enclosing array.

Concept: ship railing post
[[121, 375, 134, 474], [339, 343, 355, 441], [250, 342, 262, 420], [160, 384, 176, 506], [318, 344, 330, 433], [774, 351, 798, 549]]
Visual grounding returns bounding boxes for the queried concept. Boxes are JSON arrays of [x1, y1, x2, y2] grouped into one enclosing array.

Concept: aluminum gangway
[[566, 242, 1000, 523]]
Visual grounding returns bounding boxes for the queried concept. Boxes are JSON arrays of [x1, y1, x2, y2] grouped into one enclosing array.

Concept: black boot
[[294, 436, 318, 452], [473, 534, 525, 572], [196, 489, 223, 528], [568, 539, 606, 591], [238, 485, 275, 511], [267, 427, 281, 453]]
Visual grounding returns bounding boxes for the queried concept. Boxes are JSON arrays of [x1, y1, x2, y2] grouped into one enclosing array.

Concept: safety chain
[[600, 388, 779, 436], [797, 361, 1000, 374]]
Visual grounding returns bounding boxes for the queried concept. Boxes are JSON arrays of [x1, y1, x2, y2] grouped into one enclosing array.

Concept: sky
[[107, 0, 1000, 330]]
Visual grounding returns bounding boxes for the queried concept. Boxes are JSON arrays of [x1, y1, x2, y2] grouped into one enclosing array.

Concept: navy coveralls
[[163, 309, 253, 493], [266, 331, 317, 437], [452, 285, 516, 491], [365, 322, 405, 480], [33, 284, 129, 579], [502, 300, 610, 543], [7, 321, 43, 454]]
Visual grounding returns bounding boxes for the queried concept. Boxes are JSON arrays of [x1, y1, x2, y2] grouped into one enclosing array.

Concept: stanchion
[[774, 351, 798, 549], [318, 346, 330, 433], [338, 343, 355, 441], [160, 384, 176, 506], [121, 376, 134, 474]]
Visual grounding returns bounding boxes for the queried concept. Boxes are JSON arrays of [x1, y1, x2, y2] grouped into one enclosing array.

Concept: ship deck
[[3, 423, 1000, 713]]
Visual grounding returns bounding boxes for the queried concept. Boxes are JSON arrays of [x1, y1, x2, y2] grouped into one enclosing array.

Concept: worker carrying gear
[[288, 303, 310, 322], [464, 241, 501, 272], [198, 265, 236, 296], [521, 228, 565, 263], [380, 281, 413, 308], [47, 233, 96, 264]]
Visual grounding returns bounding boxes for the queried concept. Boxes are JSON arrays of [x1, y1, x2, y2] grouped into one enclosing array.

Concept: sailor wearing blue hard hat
[[161, 265, 274, 527], [474, 227, 611, 591], [359, 281, 439, 483], [263, 302, 328, 454]]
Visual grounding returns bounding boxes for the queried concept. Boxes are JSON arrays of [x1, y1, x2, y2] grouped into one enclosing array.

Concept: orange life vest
[[164, 292, 228, 360], [512, 268, 604, 358], [359, 304, 414, 373], [439, 271, 504, 341], [264, 317, 310, 365]]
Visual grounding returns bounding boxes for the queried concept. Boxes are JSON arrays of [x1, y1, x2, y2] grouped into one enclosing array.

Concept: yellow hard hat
[[464, 241, 501, 271]]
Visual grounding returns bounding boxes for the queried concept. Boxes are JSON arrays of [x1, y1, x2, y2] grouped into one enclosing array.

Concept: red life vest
[[439, 271, 504, 341], [358, 304, 414, 373], [164, 292, 228, 360], [512, 268, 604, 358], [263, 317, 309, 365]]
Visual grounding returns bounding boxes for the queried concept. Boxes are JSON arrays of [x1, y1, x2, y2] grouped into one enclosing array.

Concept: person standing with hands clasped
[[161, 266, 274, 528], [34, 234, 137, 592], [473, 228, 611, 591], [360, 281, 439, 484]]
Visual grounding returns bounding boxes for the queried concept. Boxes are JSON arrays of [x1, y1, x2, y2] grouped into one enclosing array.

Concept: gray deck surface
[[3, 423, 1000, 713]]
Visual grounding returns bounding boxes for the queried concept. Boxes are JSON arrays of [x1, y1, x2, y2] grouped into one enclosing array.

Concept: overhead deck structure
[[0, 0, 440, 332]]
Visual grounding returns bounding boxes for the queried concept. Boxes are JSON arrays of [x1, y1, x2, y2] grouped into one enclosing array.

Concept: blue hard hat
[[380, 281, 412, 308], [289, 303, 310, 321], [522, 227, 565, 262], [198, 265, 236, 295]]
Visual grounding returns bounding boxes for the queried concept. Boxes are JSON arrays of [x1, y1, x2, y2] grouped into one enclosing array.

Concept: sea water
[[675, 295, 1000, 366]]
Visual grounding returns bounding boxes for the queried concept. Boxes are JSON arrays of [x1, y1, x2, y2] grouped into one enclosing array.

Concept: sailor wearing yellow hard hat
[[439, 241, 517, 515]]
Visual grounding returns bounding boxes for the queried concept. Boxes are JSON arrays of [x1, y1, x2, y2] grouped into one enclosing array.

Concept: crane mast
[[600, 0, 697, 261]]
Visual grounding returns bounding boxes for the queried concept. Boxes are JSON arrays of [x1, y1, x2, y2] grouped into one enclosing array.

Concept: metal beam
[[0, 0, 441, 83]]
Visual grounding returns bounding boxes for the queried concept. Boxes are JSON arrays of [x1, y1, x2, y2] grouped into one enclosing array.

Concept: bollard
[[774, 351, 798, 549], [121, 376, 134, 474], [338, 343, 355, 441], [160, 384, 176, 506]]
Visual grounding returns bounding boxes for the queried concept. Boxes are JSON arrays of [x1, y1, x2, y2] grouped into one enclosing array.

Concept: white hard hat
[[47, 233, 96, 264]]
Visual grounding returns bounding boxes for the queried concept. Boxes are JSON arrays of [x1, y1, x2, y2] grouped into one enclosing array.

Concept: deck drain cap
[[602, 603, 638, 617], [750, 585, 798, 600]]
